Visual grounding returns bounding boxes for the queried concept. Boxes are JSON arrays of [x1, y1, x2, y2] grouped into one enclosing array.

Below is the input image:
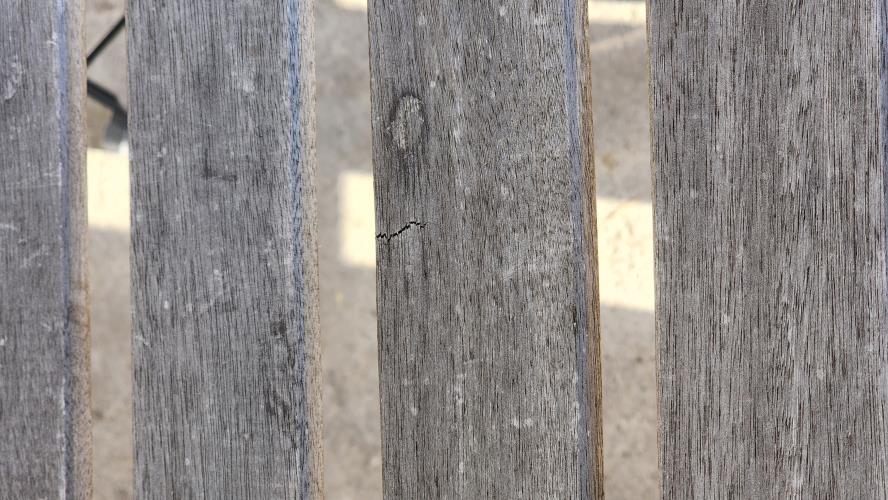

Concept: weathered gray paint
[[0, 0, 91, 498], [649, 0, 888, 497], [128, 0, 322, 497], [369, 1, 603, 497]]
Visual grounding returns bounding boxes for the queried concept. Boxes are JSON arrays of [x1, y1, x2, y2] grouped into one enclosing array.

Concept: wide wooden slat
[[649, 1, 888, 496], [369, 1, 603, 497], [0, 0, 91, 497], [128, 1, 321, 497]]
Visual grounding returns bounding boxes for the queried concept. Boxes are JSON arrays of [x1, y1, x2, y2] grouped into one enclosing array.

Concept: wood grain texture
[[649, 0, 888, 497], [0, 0, 91, 498], [128, 0, 321, 497], [369, 1, 603, 497]]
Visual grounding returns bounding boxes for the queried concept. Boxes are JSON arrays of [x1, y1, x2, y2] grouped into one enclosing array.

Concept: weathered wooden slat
[[369, 1, 603, 497], [649, 1, 888, 497], [0, 0, 91, 497], [128, 0, 321, 497]]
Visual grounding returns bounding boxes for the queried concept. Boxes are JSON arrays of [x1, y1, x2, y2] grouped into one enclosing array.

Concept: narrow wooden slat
[[649, 1, 888, 496], [0, 0, 91, 497], [128, 1, 321, 497], [369, 1, 603, 497]]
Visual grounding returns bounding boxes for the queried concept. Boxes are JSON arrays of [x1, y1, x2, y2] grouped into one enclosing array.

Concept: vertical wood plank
[[128, 0, 321, 497], [649, 0, 888, 497], [369, 1, 603, 497], [0, 0, 91, 497]]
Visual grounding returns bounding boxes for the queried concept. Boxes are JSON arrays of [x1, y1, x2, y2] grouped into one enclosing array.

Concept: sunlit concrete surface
[[84, 0, 656, 498], [339, 171, 376, 268], [333, 0, 366, 11], [86, 148, 133, 500], [597, 198, 655, 313], [588, 1, 646, 25], [87, 149, 130, 231]]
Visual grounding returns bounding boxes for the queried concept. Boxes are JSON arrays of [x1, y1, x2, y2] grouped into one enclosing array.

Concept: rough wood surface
[[0, 1, 91, 498], [369, 1, 603, 497], [649, 1, 888, 497], [128, 0, 321, 497]]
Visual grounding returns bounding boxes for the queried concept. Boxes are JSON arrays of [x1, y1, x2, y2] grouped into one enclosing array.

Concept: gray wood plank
[[0, 0, 91, 498], [369, 1, 604, 497], [127, 1, 322, 497], [649, 0, 888, 497]]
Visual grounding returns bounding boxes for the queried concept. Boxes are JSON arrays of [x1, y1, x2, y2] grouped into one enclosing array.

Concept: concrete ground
[[84, 1, 656, 498]]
